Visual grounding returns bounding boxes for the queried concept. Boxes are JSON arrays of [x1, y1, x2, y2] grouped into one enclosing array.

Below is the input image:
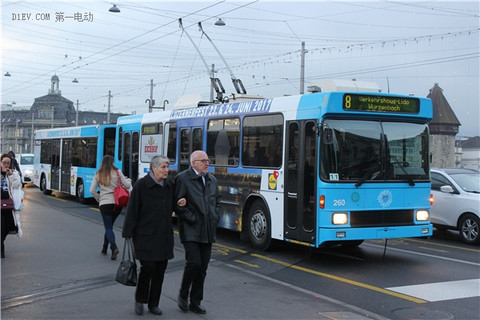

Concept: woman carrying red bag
[[90, 155, 131, 260]]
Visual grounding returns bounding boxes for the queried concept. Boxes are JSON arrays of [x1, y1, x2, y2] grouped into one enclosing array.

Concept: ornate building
[[1, 75, 126, 154]]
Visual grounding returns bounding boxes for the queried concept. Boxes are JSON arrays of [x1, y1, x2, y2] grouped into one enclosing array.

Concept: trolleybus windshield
[[320, 119, 429, 183]]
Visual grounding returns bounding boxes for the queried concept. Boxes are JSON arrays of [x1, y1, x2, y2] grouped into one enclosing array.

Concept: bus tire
[[76, 180, 86, 204], [247, 200, 272, 250], [41, 174, 52, 195]]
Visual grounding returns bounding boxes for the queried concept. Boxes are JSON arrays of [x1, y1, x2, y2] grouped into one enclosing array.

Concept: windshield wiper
[[355, 155, 383, 188], [391, 156, 415, 186]]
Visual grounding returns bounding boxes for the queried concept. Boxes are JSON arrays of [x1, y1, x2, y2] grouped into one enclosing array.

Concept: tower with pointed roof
[[428, 83, 461, 168]]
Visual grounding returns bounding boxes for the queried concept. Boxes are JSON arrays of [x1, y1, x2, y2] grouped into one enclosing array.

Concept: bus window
[[104, 127, 116, 156], [123, 132, 131, 176], [132, 132, 139, 182], [118, 127, 123, 162], [166, 122, 177, 164], [72, 138, 97, 168], [207, 118, 240, 166], [40, 140, 52, 163], [192, 128, 203, 152], [242, 114, 283, 168], [180, 128, 190, 167]]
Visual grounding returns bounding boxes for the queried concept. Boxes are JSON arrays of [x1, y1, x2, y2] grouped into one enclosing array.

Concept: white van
[[16, 153, 34, 185]]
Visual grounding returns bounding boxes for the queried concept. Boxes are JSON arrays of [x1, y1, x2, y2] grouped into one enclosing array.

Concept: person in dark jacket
[[175, 150, 220, 315], [122, 155, 178, 316]]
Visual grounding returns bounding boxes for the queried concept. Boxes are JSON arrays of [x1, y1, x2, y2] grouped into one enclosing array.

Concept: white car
[[430, 168, 480, 245], [16, 153, 35, 186]]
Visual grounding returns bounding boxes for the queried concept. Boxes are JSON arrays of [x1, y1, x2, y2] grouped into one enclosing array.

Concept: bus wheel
[[459, 214, 480, 245], [247, 200, 272, 250], [76, 180, 86, 204], [41, 175, 52, 195]]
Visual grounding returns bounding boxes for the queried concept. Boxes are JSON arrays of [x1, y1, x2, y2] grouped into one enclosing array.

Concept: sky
[[1, 0, 479, 137]]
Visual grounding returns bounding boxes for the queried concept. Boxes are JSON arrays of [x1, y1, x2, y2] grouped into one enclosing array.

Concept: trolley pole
[[107, 91, 112, 123], [75, 100, 79, 126]]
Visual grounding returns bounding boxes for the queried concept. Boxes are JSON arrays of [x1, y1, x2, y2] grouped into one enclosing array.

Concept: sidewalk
[[1, 191, 387, 319]]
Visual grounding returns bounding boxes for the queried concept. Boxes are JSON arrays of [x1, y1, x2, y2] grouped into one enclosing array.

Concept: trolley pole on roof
[[179, 18, 226, 103], [300, 41, 305, 94], [198, 22, 247, 95]]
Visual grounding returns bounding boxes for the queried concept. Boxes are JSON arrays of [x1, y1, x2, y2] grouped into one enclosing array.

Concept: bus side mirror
[[323, 128, 333, 145]]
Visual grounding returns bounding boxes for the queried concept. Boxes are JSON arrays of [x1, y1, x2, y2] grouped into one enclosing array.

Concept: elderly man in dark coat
[[122, 155, 177, 316], [175, 150, 220, 315]]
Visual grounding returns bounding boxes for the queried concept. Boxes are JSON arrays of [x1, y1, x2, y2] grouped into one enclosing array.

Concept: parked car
[[430, 168, 480, 245], [16, 153, 34, 186]]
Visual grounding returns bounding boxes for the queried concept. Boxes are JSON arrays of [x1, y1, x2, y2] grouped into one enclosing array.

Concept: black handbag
[[115, 238, 137, 286]]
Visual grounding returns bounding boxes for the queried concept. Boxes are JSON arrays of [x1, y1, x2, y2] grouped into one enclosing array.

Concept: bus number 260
[[333, 199, 346, 206]]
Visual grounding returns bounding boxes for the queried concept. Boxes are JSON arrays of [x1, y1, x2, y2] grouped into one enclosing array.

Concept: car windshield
[[449, 172, 480, 193], [20, 156, 34, 165]]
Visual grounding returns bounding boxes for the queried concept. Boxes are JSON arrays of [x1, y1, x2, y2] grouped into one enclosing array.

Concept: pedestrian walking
[[90, 155, 131, 260], [175, 150, 221, 315], [7, 151, 22, 180], [1, 153, 22, 258], [122, 155, 179, 316]]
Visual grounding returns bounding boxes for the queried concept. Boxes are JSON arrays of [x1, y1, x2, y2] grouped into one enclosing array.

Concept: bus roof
[[307, 79, 381, 93]]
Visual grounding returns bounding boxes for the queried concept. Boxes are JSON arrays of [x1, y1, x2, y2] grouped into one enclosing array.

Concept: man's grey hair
[[150, 155, 170, 171]]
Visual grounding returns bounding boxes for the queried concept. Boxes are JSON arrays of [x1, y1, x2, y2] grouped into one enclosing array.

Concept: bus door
[[284, 120, 317, 244], [120, 130, 139, 184], [50, 139, 61, 191], [179, 127, 203, 172], [61, 139, 72, 193]]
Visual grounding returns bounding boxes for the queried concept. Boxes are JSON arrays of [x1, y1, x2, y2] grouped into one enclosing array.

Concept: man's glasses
[[194, 159, 209, 163], [1, 161, 11, 166]]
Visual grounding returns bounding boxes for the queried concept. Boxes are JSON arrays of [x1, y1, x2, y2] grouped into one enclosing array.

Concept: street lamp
[[215, 18, 226, 26], [109, 4, 120, 13]]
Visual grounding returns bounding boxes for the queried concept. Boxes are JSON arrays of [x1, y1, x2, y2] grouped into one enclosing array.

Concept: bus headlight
[[332, 213, 348, 225], [416, 210, 429, 221]]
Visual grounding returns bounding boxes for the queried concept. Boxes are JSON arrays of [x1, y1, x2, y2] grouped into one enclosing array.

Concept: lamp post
[[31, 112, 34, 153], [76, 100, 79, 126], [15, 119, 20, 154], [107, 91, 112, 123]]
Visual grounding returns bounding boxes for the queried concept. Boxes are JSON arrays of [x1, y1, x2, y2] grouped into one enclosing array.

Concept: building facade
[[459, 136, 480, 171], [1, 75, 126, 154]]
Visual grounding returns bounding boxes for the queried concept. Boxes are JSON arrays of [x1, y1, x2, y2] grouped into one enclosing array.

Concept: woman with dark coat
[[122, 155, 183, 316]]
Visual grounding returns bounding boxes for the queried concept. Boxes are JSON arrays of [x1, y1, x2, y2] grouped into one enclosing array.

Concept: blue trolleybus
[[33, 125, 116, 203], [117, 84, 434, 250]]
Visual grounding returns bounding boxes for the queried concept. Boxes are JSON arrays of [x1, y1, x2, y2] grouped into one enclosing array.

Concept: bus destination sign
[[343, 94, 420, 114]]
